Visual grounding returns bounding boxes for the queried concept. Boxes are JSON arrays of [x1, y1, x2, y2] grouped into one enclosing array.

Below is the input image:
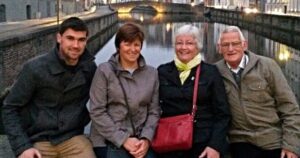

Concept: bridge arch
[[110, 1, 193, 14], [130, 5, 158, 14]]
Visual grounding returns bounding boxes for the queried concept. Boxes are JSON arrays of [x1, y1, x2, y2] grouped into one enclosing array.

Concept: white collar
[[226, 54, 249, 73]]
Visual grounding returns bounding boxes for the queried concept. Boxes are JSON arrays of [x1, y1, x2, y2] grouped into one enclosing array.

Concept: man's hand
[[123, 137, 140, 153], [130, 139, 150, 158], [281, 149, 298, 158], [199, 146, 220, 158], [18, 148, 41, 158]]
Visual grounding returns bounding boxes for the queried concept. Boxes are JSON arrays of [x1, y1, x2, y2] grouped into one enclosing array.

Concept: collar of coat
[[159, 61, 201, 87], [108, 52, 147, 76], [216, 50, 260, 87], [47, 44, 95, 75]]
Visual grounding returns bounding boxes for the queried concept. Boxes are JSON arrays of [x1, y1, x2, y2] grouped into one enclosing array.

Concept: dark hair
[[114, 22, 144, 49], [59, 17, 89, 36]]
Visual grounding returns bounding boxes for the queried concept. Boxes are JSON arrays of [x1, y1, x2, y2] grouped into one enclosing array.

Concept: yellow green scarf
[[175, 53, 201, 84]]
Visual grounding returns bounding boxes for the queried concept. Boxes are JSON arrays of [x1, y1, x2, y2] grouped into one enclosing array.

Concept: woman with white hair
[[157, 24, 231, 158]]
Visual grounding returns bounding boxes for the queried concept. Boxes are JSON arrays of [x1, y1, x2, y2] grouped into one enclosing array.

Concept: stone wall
[[0, 11, 118, 92]]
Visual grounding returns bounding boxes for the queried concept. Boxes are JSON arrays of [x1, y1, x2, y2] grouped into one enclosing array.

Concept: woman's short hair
[[217, 26, 245, 44], [174, 25, 202, 51], [115, 22, 145, 49]]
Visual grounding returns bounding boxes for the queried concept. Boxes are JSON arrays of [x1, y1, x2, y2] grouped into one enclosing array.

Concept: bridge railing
[[107, 0, 192, 4]]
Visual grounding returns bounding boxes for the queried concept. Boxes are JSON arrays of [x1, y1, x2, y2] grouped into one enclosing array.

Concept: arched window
[[0, 4, 6, 22], [26, 5, 31, 19]]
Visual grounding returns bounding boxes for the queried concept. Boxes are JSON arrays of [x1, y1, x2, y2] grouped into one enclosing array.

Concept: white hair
[[217, 26, 245, 44], [174, 25, 202, 50]]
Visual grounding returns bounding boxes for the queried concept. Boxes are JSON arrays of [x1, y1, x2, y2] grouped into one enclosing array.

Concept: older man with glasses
[[216, 26, 300, 158]]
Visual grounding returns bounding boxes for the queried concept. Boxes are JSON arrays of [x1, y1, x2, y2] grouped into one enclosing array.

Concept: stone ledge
[[0, 135, 14, 158]]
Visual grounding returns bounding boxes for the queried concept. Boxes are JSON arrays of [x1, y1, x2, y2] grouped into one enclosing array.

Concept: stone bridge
[[110, 1, 197, 14]]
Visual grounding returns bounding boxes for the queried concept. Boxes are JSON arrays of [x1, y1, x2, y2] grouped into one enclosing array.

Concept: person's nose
[[228, 43, 234, 51], [73, 40, 80, 48], [181, 43, 188, 49], [131, 45, 140, 51]]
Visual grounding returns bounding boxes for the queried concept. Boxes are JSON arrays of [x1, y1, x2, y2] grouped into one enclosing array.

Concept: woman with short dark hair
[[89, 22, 160, 158]]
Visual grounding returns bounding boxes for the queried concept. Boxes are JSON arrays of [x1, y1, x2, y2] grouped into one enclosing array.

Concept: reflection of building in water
[[248, 31, 266, 57], [147, 22, 205, 49], [258, 38, 300, 104], [285, 48, 300, 104], [202, 22, 226, 63], [146, 24, 171, 47], [0, 53, 3, 91]]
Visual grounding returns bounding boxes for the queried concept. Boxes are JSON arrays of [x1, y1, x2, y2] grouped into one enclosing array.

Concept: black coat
[[158, 61, 231, 154], [2, 47, 97, 156]]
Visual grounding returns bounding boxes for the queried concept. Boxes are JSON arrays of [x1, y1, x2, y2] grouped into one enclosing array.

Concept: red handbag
[[151, 65, 201, 153]]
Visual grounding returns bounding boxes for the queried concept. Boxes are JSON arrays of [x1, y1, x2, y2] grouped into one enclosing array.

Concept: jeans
[[94, 144, 156, 158]]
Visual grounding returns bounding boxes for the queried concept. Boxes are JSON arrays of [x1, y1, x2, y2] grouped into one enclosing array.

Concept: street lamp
[[75, 0, 80, 13], [57, 0, 60, 26]]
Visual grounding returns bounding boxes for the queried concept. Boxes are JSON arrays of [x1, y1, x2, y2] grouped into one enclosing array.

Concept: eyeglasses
[[220, 41, 242, 48], [175, 41, 196, 47]]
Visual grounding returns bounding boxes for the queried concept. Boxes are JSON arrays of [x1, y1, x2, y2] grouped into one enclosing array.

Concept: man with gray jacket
[[216, 26, 300, 158], [2, 17, 96, 158]]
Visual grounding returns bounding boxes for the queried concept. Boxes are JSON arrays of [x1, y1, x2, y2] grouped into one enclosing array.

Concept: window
[[26, 5, 31, 19], [0, 4, 6, 22]]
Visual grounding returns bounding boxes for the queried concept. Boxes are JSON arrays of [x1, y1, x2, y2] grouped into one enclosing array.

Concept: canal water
[[0, 13, 299, 157], [95, 13, 300, 104]]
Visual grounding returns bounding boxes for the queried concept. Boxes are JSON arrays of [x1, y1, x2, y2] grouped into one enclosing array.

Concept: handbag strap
[[118, 79, 137, 136], [191, 65, 201, 117], [108, 63, 136, 136]]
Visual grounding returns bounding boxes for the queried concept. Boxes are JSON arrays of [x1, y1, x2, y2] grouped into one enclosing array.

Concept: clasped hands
[[123, 137, 150, 158]]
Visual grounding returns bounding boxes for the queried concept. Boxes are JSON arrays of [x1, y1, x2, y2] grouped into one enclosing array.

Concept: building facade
[[0, 0, 94, 22]]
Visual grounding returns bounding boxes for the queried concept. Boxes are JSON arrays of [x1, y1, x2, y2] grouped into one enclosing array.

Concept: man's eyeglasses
[[220, 41, 242, 48]]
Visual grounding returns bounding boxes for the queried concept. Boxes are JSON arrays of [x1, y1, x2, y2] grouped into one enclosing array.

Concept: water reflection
[[96, 13, 300, 104]]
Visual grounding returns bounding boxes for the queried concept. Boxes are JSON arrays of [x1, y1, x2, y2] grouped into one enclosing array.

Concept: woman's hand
[[130, 139, 150, 158], [199, 146, 220, 158], [123, 137, 140, 153]]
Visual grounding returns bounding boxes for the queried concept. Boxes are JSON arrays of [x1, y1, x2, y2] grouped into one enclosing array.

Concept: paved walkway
[[0, 135, 14, 158], [0, 5, 114, 42]]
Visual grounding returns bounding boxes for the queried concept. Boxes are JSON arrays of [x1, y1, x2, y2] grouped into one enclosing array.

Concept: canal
[[95, 13, 300, 104], [0, 12, 299, 157]]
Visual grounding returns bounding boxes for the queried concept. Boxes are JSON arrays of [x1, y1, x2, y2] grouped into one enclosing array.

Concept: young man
[[2, 17, 96, 158], [216, 26, 300, 158]]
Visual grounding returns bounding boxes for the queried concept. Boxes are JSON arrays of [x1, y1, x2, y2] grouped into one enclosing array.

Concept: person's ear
[[242, 41, 248, 51], [56, 33, 62, 44]]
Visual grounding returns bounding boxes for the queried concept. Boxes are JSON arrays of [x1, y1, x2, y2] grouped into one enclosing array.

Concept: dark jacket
[[2, 46, 97, 156], [158, 61, 231, 154]]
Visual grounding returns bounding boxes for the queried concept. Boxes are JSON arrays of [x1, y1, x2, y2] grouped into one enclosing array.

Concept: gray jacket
[[89, 53, 160, 147], [216, 51, 300, 155], [2, 46, 97, 156]]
